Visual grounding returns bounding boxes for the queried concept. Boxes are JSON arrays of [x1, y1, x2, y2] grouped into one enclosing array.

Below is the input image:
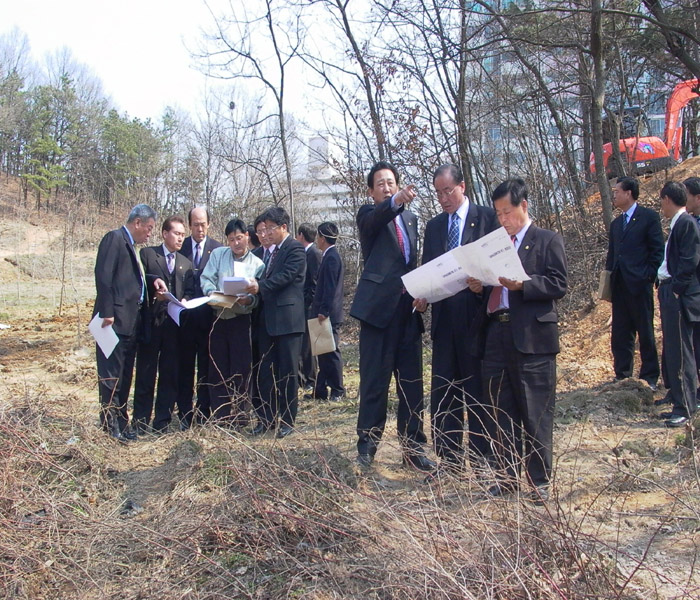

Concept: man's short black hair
[[224, 218, 247, 237], [367, 161, 400, 189], [260, 205, 291, 228], [617, 176, 640, 201], [492, 177, 528, 206], [684, 176, 700, 197], [433, 164, 463, 186], [317, 221, 339, 245], [188, 206, 211, 225], [661, 181, 687, 207], [297, 223, 316, 243]]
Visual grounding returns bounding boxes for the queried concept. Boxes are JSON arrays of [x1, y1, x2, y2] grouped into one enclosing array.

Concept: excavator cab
[[590, 79, 698, 179]]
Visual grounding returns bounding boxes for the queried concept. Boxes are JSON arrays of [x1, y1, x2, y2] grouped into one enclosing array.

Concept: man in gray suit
[[350, 161, 435, 472]]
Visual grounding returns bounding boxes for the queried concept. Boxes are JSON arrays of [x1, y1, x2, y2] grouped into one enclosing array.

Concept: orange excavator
[[590, 78, 699, 178]]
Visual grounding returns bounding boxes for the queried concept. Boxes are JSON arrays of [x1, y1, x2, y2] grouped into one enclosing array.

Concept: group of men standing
[[350, 162, 567, 503], [95, 162, 699, 504], [93, 205, 345, 442], [606, 176, 700, 428]]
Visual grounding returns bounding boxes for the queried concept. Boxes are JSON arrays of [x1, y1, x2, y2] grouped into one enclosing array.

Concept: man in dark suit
[[178, 207, 221, 424], [311, 222, 345, 401], [605, 177, 664, 388], [415, 164, 499, 479], [657, 181, 700, 428], [133, 216, 195, 433], [469, 178, 567, 504], [684, 177, 700, 400], [297, 222, 322, 393], [350, 161, 435, 471], [247, 206, 306, 438], [93, 204, 162, 441]]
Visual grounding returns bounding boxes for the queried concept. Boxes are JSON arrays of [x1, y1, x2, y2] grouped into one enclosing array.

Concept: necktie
[[623, 213, 629, 230], [263, 248, 271, 267], [194, 243, 201, 268], [447, 213, 460, 250], [487, 235, 517, 313], [265, 248, 278, 276], [167, 252, 175, 274], [394, 218, 407, 263]]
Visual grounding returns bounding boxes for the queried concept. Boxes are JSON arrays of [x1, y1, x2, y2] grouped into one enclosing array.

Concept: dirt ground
[[0, 171, 698, 599]]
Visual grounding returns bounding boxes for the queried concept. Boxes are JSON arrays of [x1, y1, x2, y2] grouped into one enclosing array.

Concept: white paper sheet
[[89, 314, 119, 359], [222, 277, 249, 296], [401, 227, 530, 303]]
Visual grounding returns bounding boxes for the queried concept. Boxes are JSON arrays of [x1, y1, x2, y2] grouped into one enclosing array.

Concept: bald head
[[188, 206, 210, 243]]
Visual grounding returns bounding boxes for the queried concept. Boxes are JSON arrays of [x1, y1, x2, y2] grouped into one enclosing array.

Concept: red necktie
[[394, 218, 407, 263]]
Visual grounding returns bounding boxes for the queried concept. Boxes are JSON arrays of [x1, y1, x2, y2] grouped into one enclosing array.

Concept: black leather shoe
[[122, 426, 138, 441], [249, 423, 270, 436], [402, 453, 437, 472], [487, 483, 516, 498], [665, 415, 688, 428], [357, 453, 374, 468], [526, 486, 550, 506], [654, 392, 672, 406], [329, 394, 344, 402], [276, 424, 294, 439], [303, 393, 324, 400]]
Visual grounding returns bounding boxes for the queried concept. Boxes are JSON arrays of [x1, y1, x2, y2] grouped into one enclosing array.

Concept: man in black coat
[[415, 164, 499, 479], [605, 176, 664, 388], [349, 161, 435, 472], [177, 207, 221, 424], [93, 204, 162, 441], [311, 222, 345, 401], [657, 181, 700, 428], [297, 222, 322, 392], [133, 216, 195, 433], [469, 178, 567, 503], [247, 206, 306, 438]]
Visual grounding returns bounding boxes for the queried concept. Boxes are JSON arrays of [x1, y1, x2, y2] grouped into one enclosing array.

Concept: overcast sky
[[1, 0, 231, 121]]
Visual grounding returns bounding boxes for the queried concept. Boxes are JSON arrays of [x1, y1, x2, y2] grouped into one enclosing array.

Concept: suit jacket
[[667, 211, 700, 322], [258, 236, 306, 336], [605, 204, 664, 294], [179, 236, 221, 296], [508, 225, 568, 354], [303, 243, 323, 310], [93, 226, 144, 336], [312, 245, 344, 326], [350, 198, 421, 329], [422, 203, 499, 339], [140, 246, 195, 327]]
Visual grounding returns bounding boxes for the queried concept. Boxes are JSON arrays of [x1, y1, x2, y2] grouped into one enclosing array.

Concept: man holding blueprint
[[412, 164, 499, 482], [467, 178, 567, 505]]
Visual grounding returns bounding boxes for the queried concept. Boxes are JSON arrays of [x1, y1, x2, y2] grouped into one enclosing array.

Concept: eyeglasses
[[256, 225, 279, 236], [436, 187, 457, 199]]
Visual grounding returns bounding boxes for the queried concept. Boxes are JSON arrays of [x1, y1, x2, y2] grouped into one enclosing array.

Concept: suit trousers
[[658, 283, 698, 418], [313, 325, 344, 399], [482, 319, 555, 488], [611, 277, 659, 383], [356, 293, 426, 455], [133, 317, 180, 431], [177, 308, 214, 422], [299, 316, 318, 388], [208, 314, 252, 425], [96, 311, 141, 434], [430, 324, 489, 467], [257, 314, 303, 428]]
